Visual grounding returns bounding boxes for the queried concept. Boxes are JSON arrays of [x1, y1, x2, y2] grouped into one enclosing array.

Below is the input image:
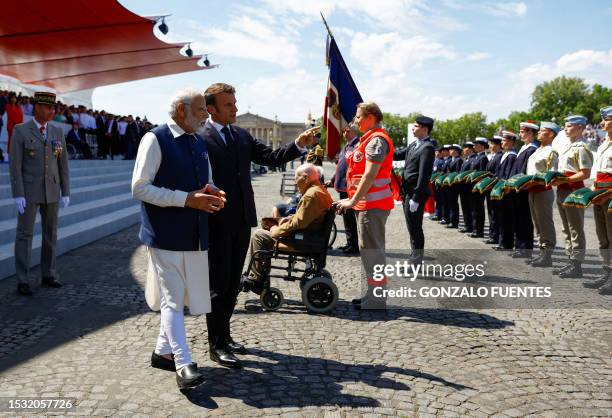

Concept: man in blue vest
[[132, 89, 226, 391]]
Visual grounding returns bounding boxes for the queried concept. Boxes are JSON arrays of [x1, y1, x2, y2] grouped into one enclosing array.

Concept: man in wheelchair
[[244, 163, 332, 288]]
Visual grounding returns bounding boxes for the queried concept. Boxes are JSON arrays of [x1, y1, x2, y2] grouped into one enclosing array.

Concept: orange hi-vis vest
[[346, 128, 395, 211]]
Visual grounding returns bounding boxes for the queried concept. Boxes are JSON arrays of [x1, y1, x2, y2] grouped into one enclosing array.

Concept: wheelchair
[[240, 209, 339, 314]]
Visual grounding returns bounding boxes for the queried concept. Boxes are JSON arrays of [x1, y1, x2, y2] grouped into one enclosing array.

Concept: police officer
[[485, 136, 503, 244], [583, 106, 612, 294], [551, 115, 593, 278], [526, 122, 559, 267], [469, 138, 489, 238], [510, 121, 539, 258]]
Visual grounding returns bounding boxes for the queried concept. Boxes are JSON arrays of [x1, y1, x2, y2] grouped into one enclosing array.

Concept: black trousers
[[486, 195, 499, 241], [206, 219, 251, 348], [498, 194, 516, 249], [448, 185, 460, 226], [339, 191, 358, 248], [403, 193, 426, 250], [471, 192, 486, 235], [514, 191, 534, 249], [459, 184, 473, 231], [442, 186, 450, 222], [433, 185, 443, 218], [97, 133, 108, 158]]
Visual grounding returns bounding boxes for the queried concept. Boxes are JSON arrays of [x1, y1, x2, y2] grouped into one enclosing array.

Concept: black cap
[[415, 115, 434, 131]]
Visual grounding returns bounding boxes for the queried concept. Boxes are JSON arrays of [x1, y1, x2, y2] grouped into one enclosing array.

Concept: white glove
[[15, 197, 26, 214], [62, 196, 70, 208], [408, 199, 419, 213]]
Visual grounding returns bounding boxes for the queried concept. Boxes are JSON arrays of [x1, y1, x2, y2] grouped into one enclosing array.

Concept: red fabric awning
[[0, 0, 211, 93]]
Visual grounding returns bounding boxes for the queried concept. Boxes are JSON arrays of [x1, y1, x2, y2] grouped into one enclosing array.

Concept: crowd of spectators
[[0, 89, 156, 161]]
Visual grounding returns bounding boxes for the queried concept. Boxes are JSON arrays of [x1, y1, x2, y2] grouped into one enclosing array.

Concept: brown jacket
[[271, 183, 332, 238]]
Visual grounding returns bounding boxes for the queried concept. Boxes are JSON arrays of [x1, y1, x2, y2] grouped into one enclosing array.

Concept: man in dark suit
[[469, 138, 489, 238], [95, 110, 107, 159], [66, 121, 93, 159], [393, 116, 435, 263], [509, 121, 539, 258], [201, 83, 318, 368], [485, 136, 503, 244]]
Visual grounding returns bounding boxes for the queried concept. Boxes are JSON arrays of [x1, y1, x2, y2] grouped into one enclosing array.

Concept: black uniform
[[447, 156, 463, 227], [509, 144, 538, 251], [496, 151, 517, 249], [486, 151, 503, 242], [459, 154, 476, 232], [469, 151, 489, 236]]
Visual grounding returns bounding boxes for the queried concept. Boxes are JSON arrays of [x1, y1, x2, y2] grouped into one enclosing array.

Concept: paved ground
[[0, 164, 610, 417]]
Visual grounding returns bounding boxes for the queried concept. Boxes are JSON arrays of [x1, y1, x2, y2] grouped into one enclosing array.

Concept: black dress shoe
[[151, 352, 176, 372], [484, 238, 497, 244], [210, 347, 242, 368], [176, 363, 204, 389], [439, 220, 448, 225], [470, 232, 484, 238], [430, 216, 440, 221], [459, 228, 473, 233], [42, 277, 62, 288], [511, 250, 531, 259], [446, 224, 458, 229], [17, 283, 33, 296], [226, 337, 248, 354], [341, 246, 359, 255]]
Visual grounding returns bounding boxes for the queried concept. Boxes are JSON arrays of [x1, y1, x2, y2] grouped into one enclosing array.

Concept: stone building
[[234, 112, 312, 148]]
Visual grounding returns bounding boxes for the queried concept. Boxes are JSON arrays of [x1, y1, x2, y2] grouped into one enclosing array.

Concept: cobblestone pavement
[[0, 164, 610, 417]]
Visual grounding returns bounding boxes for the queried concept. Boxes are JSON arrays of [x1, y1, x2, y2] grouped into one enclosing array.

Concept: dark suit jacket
[[486, 151, 503, 173], [201, 121, 303, 227], [448, 156, 463, 173], [460, 154, 477, 172], [66, 129, 82, 143], [393, 138, 435, 203], [471, 152, 489, 172], [497, 152, 517, 179], [510, 144, 537, 176]]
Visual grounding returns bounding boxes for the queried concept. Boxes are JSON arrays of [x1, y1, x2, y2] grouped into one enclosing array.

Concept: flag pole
[[320, 12, 334, 39]]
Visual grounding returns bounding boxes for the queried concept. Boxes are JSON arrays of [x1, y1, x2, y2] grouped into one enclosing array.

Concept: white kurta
[[132, 120, 213, 315]]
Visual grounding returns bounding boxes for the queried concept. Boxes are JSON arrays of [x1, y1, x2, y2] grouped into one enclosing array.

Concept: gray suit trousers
[[15, 201, 59, 284]]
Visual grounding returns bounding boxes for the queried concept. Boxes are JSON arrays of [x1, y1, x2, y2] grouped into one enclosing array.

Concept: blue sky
[[93, 0, 612, 124]]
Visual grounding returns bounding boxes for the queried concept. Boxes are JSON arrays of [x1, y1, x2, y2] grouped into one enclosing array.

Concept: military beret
[[564, 115, 587, 126], [600, 106, 612, 119], [540, 121, 561, 134], [415, 115, 434, 130]]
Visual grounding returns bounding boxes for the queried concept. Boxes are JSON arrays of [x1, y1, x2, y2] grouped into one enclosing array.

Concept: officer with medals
[[484, 136, 503, 244], [551, 115, 593, 278], [469, 138, 489, 238], [525, 122, 560, 267], [583, 106, 612, 294]]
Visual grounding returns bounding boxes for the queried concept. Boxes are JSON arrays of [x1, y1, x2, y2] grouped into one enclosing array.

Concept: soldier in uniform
[[458, 142, 476, 234], [469, 138, 489, 238], [485, 136, 503, 244], [525, 122, 559, 267], [439, 144, 452, 225], [551, 115, 593, 278], [9, 92, 70, 296], [431, 146, 447, 221], [510, 121, 539, 258], [493, 131, 518, 250], [446, 144, 463, 229], [583, 106, 612, 294]]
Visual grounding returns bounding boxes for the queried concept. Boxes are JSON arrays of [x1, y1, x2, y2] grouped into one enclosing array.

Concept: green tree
[[432, 112, 495, 145], [382, 112, 421, 147], [530, 76, 589, 122], [578, 83, 612, 124], [491, 110, 532, 134]]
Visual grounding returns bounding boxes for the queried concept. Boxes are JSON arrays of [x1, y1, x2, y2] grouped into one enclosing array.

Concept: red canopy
[[0, 0, 211, 92]]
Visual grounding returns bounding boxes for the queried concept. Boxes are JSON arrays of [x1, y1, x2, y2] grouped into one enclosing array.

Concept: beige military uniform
[[9, 119, 70, 284], [591, 138, 612, 268], [555, 140, 593, 261], [526, 145, 558, 250]]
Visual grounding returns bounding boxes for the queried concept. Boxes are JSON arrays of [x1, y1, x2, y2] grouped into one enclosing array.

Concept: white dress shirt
[[132, 119, 213, 315]]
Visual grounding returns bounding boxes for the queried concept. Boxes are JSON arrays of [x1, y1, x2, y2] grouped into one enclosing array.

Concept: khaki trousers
[[593, 202, 612, 268], [356, 209, 390, 281], [528, 189, 556, 250], [556, 188, 585, 261]]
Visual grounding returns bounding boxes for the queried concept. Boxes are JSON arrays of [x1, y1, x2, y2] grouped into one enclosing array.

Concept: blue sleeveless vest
[[139, 124, 210, 251]]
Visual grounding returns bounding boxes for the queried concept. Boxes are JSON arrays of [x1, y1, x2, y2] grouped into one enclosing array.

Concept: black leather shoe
[[511, 250, 531, 259], [42, 276, 62, 288], [484, 238, 497, 244], [341, 246, 359, 255], [470, 232, 484, 238], [210, 347, 242, 368], [439, 220, 448, 225], [17, 283, 33, 296], [492, 246, 507, 251], [151, 352, 176, 372], [176, 363, 204, 389], [459, 228, 473, 233], [446, 224, 459, 229], [226, 337, 248, 354], [430, 216, 440, 221]]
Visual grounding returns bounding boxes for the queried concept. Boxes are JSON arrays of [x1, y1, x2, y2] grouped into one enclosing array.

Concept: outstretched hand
[[296, 126, 321, 148]]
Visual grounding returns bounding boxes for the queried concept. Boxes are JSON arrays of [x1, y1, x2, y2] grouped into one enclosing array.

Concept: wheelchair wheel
[[260, 287, 284, 311], [301, 276, 338, 314]]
